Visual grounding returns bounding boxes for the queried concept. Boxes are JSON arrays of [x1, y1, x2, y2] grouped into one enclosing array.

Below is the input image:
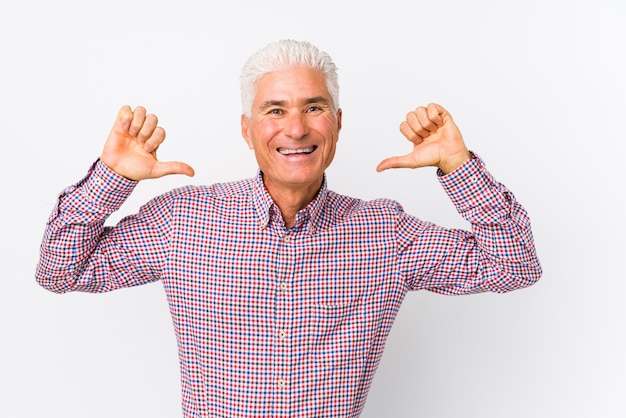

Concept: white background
[[1, 0, 624, 417]]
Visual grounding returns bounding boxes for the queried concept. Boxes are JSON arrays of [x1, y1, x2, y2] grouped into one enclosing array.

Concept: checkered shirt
[[36, 153, 541, 417]]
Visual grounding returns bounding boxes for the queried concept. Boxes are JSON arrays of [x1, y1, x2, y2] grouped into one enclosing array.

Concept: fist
[[377, 103, 470, 174], [100, 105, 194, 180]]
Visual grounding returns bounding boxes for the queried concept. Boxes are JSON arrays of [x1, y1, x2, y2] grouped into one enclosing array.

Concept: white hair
[[240, 39, 340, 117]]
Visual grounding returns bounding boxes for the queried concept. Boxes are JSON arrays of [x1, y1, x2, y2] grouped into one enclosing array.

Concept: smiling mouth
[[277, 146, 317, 155]]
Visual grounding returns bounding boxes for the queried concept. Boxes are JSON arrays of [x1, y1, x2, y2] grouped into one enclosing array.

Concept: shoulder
[[171, 177, 253, 199], [325, 190, 405, 221], [144, 177, 255, 211]]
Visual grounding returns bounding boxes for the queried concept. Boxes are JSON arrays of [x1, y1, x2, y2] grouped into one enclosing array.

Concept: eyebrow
[[258, 96, 332, 112], [302, 96, 332, 107]]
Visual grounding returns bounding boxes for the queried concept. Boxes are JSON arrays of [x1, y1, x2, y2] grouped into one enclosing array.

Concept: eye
[[306, 106, 322, 113], [268, 108, 283, 115]]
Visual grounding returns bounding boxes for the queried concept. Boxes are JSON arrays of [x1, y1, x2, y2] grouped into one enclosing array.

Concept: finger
[[152, 160, 196, 178], [376, 154, 415, 172], [400, 120, 425, 145], [143, 126, 166, 153], [137, 113, 159, 145], [426, 103, 444, 127], [116, 105, 133, 132], [415, 106, 439, 134], [405, 110, 430, 139], [129, 106, 147, 137]]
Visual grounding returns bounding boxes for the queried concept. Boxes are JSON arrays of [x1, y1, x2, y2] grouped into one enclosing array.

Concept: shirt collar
[[251, 170, 328, 234]]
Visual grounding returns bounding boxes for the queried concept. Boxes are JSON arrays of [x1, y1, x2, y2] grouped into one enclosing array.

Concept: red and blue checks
[[36, 153, 541, 417]]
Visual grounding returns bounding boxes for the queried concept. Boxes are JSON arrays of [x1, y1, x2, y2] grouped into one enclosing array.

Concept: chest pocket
[[310, 301, 372, 368]]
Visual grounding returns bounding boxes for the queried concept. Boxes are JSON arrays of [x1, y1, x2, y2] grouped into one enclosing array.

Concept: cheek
[[319, 115, 340, 136], [319, 121, 340, 152], [254, 120, 282, 144], [321, 137, 339, 167], [327, 141, 338, 162]]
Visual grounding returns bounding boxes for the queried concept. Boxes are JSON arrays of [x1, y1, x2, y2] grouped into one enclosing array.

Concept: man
[[36, 39, 542, 417]]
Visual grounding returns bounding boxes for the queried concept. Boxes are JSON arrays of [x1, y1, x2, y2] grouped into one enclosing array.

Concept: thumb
[[152, 161, 196, 178], [376, 154, 415, 172]]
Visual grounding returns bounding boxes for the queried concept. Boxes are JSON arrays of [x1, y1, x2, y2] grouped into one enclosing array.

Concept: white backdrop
[[1, 0, 624, 417]]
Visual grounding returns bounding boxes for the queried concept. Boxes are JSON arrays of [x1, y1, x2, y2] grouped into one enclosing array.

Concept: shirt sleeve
[[398, 153, 542, 294], [35, 160, 171, 294]]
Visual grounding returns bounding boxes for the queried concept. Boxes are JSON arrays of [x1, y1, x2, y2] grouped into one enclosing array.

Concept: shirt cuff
[[437, 151, 500, 213], [79, 159, 138, 212]]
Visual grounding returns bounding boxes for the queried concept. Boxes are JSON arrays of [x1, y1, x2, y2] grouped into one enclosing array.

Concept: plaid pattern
[[36, 154, 541, 417]]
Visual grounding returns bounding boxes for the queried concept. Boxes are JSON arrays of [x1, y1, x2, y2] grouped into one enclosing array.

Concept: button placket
[[273, 229, 295, 408]]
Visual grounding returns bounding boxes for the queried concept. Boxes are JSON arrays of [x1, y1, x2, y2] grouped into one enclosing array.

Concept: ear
[[241, 114, 254, 149]]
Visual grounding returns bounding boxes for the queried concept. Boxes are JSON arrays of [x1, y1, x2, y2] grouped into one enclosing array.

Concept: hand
[[376, 103, 471, 174], [100, 105, 195, 181]]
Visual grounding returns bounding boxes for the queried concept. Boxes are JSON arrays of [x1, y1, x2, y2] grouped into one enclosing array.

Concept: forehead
[[254, 67, 330, 103]]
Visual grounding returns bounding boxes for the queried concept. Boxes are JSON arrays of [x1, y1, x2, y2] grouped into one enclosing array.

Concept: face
[[241, 66, 342, 200]]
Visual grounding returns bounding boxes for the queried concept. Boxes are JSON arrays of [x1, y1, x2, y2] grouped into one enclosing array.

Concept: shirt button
[[470, 175, 478, 182], [283, 235, 291, 243], [279, 282, 287, 291], [278, 379, 286, 388], [94, 177, 103, 185], [279, 331, 286, 339]]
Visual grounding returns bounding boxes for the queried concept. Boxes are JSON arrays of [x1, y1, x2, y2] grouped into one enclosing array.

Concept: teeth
[[278, 147, 315, 155]]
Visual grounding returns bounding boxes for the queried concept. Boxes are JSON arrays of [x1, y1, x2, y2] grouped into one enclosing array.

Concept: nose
[[283, 112, 309, 140]]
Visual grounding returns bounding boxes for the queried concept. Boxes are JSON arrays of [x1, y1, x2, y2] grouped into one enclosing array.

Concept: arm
[[35, 106, 194, 293], [398, 154, 542, 294], [380, 103, 541, 293]]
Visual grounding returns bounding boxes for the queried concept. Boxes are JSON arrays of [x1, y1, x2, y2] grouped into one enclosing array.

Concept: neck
[[264, 178, 322, 229]]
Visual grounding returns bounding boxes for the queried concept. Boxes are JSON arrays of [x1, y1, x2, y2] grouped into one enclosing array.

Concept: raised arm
[[36, 106, 193, 293], [382, 103, 541, 294]]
